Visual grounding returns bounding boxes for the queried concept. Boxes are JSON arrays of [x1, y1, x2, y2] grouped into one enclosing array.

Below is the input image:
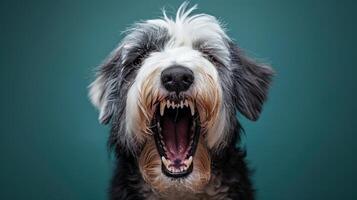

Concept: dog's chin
[[138, 96, 211, 193]]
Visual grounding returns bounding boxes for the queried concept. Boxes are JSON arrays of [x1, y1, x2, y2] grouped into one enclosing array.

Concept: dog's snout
[[161, 65, 194, 93]]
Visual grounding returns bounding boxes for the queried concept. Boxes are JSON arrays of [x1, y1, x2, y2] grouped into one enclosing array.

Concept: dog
[[89, 3, 273, 200]]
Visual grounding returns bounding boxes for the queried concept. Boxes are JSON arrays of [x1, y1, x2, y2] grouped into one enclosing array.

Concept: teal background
[[1, 0, 356, 199]]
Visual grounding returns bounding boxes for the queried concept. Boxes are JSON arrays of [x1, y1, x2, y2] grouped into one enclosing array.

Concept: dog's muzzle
[[149, 66, 200, 178]]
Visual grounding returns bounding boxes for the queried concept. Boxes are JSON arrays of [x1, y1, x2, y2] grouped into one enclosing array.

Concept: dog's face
[[89, 4, 272, 194]]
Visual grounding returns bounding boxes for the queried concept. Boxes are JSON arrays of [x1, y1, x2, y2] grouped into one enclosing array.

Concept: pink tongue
[[162, 114, 189, 160]]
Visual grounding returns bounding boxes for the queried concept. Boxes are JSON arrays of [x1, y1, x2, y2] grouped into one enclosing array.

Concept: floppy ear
[[88, 47, 123, 124], [229, 42, 274, 121]]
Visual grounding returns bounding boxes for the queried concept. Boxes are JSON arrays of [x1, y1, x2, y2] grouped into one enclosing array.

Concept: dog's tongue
[[162, 108, 191, 161]]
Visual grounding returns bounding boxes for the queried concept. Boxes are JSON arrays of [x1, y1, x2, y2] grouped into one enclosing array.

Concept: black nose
[[161, 65, 194, 93]]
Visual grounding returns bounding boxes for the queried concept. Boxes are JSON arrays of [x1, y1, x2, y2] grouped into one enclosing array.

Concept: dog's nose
[[161, 65, 194, 93]]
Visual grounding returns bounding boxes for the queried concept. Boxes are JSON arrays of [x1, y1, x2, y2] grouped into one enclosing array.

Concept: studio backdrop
[[1, 0, 356, 199]]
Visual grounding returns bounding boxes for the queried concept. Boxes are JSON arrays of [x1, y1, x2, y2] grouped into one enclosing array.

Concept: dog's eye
[[207, 54, 218, 64], [203, 53, 221, 66], [132, 55, 144, 66], [199, 47, 222, 67]]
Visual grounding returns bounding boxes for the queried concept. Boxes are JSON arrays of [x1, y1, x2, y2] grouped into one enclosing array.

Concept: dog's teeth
[[186, 156, 193, 166], [188, 101, 195, 116], [183, 157, 191, 167], [180, 166, 184, 172], [160, 101, 166, 116], [171, 101, 175, 108], [184, 99, 188, 107], [180, 101, 183, 108], [162, 156, 169, 167], [166, 100, 170, 108]]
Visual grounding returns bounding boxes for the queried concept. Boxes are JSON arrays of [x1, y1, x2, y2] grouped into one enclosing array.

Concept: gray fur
[[89, 4, 273, 199], [91, 23, 170, 153]]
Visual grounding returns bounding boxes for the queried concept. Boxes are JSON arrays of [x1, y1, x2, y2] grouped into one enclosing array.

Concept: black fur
[[110, 147, 255, 199], [109, 120, 255, 199], [229, 43, 273, 121], [104, 42, 272, 199], [90, 7, 273, 200]]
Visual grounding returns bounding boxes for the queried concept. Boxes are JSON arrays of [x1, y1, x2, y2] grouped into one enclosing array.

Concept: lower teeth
[[161, 156, 193, 172]]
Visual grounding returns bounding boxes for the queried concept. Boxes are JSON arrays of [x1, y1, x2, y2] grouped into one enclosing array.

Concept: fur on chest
[[141, 174, 231, 200]]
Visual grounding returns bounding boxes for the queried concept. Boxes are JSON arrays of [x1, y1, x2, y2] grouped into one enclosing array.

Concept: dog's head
[[89, 3, 273, 194]]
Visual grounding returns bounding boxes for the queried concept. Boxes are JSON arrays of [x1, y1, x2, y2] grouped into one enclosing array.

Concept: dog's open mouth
[[151, 97, 200, 178]]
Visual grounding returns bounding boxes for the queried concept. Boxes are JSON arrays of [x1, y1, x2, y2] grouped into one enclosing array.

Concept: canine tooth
[[160, 101, 166, 116], [162, 156, 169, 167], [187, 156, 193, 166], [188, 101, 195, 116], [184, 99, 188, 107], [183, 156, 193, 167], [166, 100, 171, 108], [171, 101, 176, 108], [180, 101, 183, 108]]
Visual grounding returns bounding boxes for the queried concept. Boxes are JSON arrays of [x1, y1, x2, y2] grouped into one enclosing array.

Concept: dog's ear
[[89, 47, 123, 124], [229, 42, 274, 121]]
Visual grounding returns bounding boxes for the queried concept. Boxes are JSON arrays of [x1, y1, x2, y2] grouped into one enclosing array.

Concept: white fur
[[90, 3, 231, 151], [88, 74, 108, 120], [125, 4, 230, 150]]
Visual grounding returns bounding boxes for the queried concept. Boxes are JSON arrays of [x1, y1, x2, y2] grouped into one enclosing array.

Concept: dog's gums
[[152, 97, 200, 178], [89, 2, 273, 199]]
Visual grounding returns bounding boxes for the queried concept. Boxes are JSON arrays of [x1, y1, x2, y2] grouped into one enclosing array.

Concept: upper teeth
[[160, 99, 195, 116]]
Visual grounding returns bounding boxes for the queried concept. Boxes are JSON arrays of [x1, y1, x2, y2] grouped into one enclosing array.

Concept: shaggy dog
[[89, 3, 273, 200]]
